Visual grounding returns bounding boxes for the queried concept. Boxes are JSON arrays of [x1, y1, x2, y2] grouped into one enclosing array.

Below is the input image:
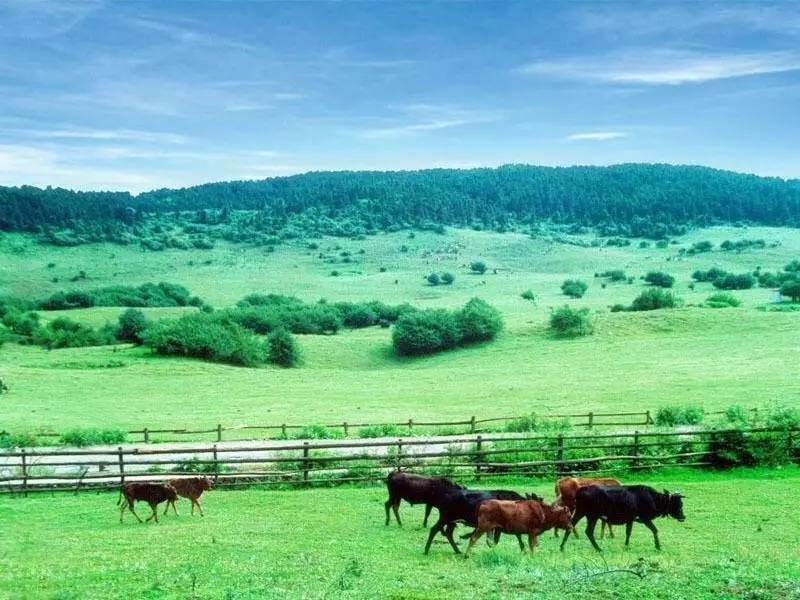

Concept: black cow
[[384, 471, 463, 527], [424, 489, 525, 554], [560, 485, 685, 552]]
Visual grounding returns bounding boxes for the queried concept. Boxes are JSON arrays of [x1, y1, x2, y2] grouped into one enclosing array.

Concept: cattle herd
[[115, 472, 686, 557]]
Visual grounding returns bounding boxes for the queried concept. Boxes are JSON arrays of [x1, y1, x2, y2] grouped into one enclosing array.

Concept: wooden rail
[[1, 426, 796, 495]]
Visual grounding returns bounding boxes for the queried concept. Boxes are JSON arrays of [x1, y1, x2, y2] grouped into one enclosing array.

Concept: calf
[[554, 476, 621, 539], [465, 498, 573, 556], [118, 482, 177, 524], [560, 485, 685, 552], [164, 477, 212, 517], [423, 489, 525, 554], [385, 471, 463, 527]]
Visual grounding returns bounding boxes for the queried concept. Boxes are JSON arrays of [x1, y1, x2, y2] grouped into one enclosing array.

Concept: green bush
[[780, 279, 800, 302], [520, 289, 536, 302], [713, 273, 755, 290], [59, 428, 128, 447], [38, 282, 203, 310], [358, 424, 403, 438], [502, 414, 571, 433], [629, 288, 679, 311], [644, 271, 675, 288], [35, 318, 117, 348], [0, 431, 40, 449], [549, 305, 594, 338], [655, 405, 705, 427], [426, 273, 440, 286], [116, 309, 148, 344], [470, 261, 487, 274], [456, 298, 503, 343], [440, 272, 455, 285], [392, 309, 460, 356], [705, 293, 741, 308], [560, 279, 588, 298], [291, 425, 341, 440], [267, 328, 300, 367]]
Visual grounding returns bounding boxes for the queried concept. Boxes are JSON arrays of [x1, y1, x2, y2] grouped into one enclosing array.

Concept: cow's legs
[[625, 521, 633, 546], [642, 519, 661, 550], [465, 527, 485, 557], [516, 534, 525, 551], [607, 522, 615, 538], [194, 498, 204, 517], [443, 522, 461, 554], [423, 504, 433, 528], [122, 500, 143, 524], [146, 502, 159, 523], [560, 509, 584, 551], [527, 531, 539, 555], [585, 516, 602, 552], [384, 498, 392, 525], [164, 500, 179, 516], [424, 519, 445, 554]]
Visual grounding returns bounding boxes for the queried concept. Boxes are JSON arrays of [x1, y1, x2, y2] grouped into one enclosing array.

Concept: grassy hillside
[[1, 226, 798, 432], [2, 469, 799, 599]]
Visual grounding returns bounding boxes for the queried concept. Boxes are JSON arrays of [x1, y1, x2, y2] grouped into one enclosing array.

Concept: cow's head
[[201, 477, 212, 491], [664, 489, 685, 521], [524, 492, 544, 502], [550, 504, 575, 532]]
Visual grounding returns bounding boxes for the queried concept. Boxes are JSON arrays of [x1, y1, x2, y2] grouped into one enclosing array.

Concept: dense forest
[[1, 164, 799, 247]]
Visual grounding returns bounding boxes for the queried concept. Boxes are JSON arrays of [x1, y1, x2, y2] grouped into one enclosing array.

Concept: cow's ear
[[663, 488, 670, 496]]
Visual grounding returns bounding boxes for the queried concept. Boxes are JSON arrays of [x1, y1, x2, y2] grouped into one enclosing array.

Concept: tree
[[267, 328, 300, 367], [630, 288, 679, 311], [780, 279, 800, 302], [116, 308, 148, 344], [470, 261, 487, 274], [456, 298, 503, 343], [426, 273, 441, 286], [561, 279, 588, 298], [644, 271, 675, 288], [440, 272, 455, 285], [549, 306, 594, 338]]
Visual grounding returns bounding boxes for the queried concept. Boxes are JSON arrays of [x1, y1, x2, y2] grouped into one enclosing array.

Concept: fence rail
[[2, 425, 796, 496]]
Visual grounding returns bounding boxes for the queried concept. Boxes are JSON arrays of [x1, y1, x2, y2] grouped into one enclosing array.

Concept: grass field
[[1, 226, 799, 433], [1, 468, 799, 599]]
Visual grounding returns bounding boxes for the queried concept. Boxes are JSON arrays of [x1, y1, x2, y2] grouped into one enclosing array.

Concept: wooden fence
[[26, 410, 659, 444], [2, 425, 796, 495]]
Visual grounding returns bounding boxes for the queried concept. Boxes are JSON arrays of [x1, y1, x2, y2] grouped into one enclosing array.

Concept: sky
[[1, 0, 800, 193]]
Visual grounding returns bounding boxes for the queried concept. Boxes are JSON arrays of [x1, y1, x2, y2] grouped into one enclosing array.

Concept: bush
[[560, 279, 588, 298], [692, 267, 728, 283], [0, 431, 40, 449], [712, 273, 755, 290], [644, 271, 675, 288], [426, 272, 440, 286], [291, 425, 341, 440], [143, 313, 268, 367], [687, 240, 713, 254], [440, 272, 455, 285], [37, 282, 203, 310], [392, 309, 460, 356], [358, 424, 403, 438], [520, 289, 536, 302], [655, 405, 704, 427], [456, 298, 503, 344], [267, 328, 300, 367], [780, 279, 800, 301], [59, 428, 128, 447], [705, 292, 741, 308], [116, 309, 148, 344], [549, 306, 594, 338], [470, 261, 487, 274], [36, 317, 117, 348], [599, 269, 626, 282], [629, 288, 679, 311]]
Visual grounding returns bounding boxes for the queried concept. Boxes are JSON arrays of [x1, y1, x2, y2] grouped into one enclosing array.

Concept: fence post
[[302, 442, 310, 486], [281, 424, 287, 438], [117, 446, 125, 486], [555, 434, 564, 476], [216, 424, 223, 443], [645, 410, 653, 425], [212, 444, 219, 486], [588, 412, 594, 430], [475, 435, 483, 481], [397, 438, 403, 470], [470, 415, 476, 433], [342, 422, 349, 437], [632, 431, 640, 470], [408, 419, 413, 434], [21, 448, 28, 497], [143, 428, 149, 444]]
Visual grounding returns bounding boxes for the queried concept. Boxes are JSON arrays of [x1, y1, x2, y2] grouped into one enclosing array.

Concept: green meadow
[[1, 226, 799, 432]]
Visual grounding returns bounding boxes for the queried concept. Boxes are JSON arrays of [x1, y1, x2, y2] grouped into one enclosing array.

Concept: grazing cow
[[554, 476, 621, 538], [423, 489, 525, 554], [118, 482, 177, 524], [384, 472, 463, 527], [465, 498, 574, 556], [560, 485, 685, 552], [164, 477, 212, 517]]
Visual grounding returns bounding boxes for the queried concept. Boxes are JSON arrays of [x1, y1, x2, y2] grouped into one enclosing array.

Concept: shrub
[[358, 424, 403, 438], [644, 271, 675, 288], [629, 288, 679, 311], [599, 269, 626, 282], [36, 318, 117, 348], [655, 405, 704, 427], [705, 293, 741, 308], [116, 309, 148, 344], [549, 306, 594, 338], [712, 273, 755, 290], [687, 240, 713, 254], [520, 289, 536, 302], [456, 298, 503, 343], [335, 303, 378, 328], [426, 272, 441, 286], [780, 279, 800, 301], [503, 414, 571, 433], [291, 425, 341, 440], [470, 261, 487, 274], [560, 279, 588, 298], [267, 328, 300, 367], [440, 272, 455, 285], [692, 267, 727, 283], [392, 309, 460, 356], [59, 428, 128, 447], [0, 431, 40, 449]]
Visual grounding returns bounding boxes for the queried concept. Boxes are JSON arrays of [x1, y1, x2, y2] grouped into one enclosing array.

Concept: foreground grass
[[1, 468, 799, 599]]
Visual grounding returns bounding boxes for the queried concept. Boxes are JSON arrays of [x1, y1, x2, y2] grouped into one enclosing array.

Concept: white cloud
[[21, 127, 191, 144], [565, 131, 627, 141], [518, 50, 800, 85], [224, 103, 273, 112], [351, 104, 502, 139]]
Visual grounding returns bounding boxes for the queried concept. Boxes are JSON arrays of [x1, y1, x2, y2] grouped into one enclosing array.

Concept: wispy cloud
[[518, 50, 800, 85], [18, 127, 191, 144], [351, 104, 502, 139], [224, 103, 273, 112], [128, 17, 254, 51], [565, 131, 627, 141]]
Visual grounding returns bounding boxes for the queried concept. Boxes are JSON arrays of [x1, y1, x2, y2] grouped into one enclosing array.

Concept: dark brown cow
[[385, 471, 463, 527], [465, 498, 574, 556], [118, 482, 177, 524], [164, 477, 212, 516], [554, 477, 621, 538]]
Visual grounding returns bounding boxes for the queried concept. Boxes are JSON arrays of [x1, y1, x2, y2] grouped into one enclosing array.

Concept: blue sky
[[1, 0, 799, 192]]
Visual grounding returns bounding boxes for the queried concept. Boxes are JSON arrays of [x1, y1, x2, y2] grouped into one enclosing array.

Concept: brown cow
[[554, 477, 621, 538], [465, 498, 573, 557], [118, 482, 177, 524], [164, 477, 212, 516]]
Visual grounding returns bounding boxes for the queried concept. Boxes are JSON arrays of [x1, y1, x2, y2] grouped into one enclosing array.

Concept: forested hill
[[2, 164, 800, 242]]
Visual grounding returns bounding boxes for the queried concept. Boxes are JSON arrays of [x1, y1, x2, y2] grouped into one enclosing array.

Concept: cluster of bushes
[[37, 282, 204, 310], [59, 428, 128, 447], [622, 288, 681, 311], [644, 271, 675, 288], [561, 279, 588, 298], [392, 298, 503, 356], [692, 267, 755, 290], [686, 240, 714, 254], [426, 272, 455, 286], [470, 261, 487, 274], [720, 239, 766, 252], [549, 306, 594, 338], [596, 269, 627, 282]]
